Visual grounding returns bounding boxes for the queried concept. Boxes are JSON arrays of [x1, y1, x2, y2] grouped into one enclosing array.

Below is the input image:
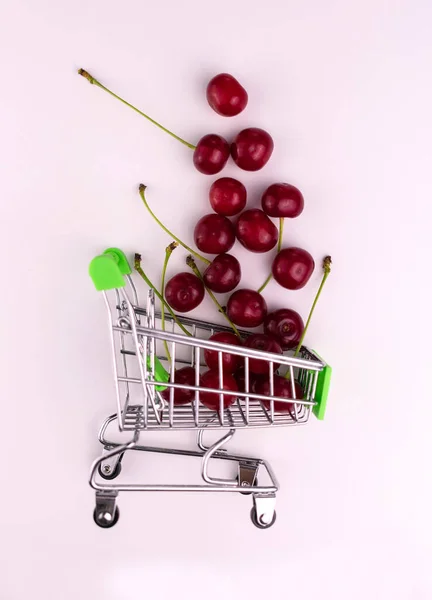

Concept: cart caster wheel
[[98, 455, 123, 480], [93, 506, 120, 528], [250, 506, 276, 529], [237, 476, 258, 495]]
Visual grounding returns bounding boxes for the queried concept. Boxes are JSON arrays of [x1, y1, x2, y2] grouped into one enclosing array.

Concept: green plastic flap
[[153, 355, 170, 392], [89, 248, 131, 291], [311, 350, 332, 421]]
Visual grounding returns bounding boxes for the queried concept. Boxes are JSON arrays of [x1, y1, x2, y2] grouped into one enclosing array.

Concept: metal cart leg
[[238, 460, 259, 494], [93, 490, 119, 528]]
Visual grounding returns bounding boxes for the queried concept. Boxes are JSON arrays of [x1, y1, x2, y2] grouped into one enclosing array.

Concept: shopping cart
[[88, 248, 331, 529]]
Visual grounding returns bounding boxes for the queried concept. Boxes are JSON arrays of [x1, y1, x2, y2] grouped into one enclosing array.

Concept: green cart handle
[[89, 247, 169, 391], [311, 351, 332, 421]]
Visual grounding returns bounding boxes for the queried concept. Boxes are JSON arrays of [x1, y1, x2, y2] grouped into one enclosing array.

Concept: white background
[[1, 0, 431, 598]]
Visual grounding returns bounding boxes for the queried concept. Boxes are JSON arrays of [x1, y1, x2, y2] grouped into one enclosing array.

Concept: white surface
[[1, 0, 431, 598]]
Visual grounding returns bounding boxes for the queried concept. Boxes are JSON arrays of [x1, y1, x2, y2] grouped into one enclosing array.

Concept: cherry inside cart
[[88, 248, 332, 529]]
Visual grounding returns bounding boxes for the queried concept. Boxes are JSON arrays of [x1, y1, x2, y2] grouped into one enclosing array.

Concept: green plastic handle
[[89, 248, 131, 291], [311, 350, 332, 420]]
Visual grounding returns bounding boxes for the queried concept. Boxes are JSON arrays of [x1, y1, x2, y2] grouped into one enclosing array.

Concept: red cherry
[[231, 128, 274, 171], [161, 366, 195, 405], [235, 368, 263, 394], [256, 375, 303, 414], [209, 177, 247, 216], [203, 253, 241, 293], [244, 334, 283, 374], [206, 73, 248, 117], [199, 370, 238, 411], [204, 332, 242, 373], [193, 134, 230, 175], [272, 247, 315, 290], [236, 209, 278, 253], [226, 289, 267, 328], [194, 214, 235, 254], [261, 183, 304, 218], [264, 309, 304, 350], [165, 272, 205, 312]]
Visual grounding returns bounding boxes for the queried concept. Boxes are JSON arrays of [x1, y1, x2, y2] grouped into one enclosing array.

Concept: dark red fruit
[[206, 73, 248, 117], [256, 375, 303, 414], [261, 183, 304, 218], [204, 332, 242, 374], [199, 370, 238, 411], [244, 334, 283, 374], [236, 209, 278, 253], [209, 177, 247, 216], [193, 134, 230, 175], [226, 289, 267, 328], [203, 254, 241, 293], [272, 247, 315, 290], [194, 214, 235, 254], [165, 272, 205, 312], [231, 128, 274, 171], [235, 368, 263, 394], [161, 366, 195, 405], [264, 309, 304, 350]]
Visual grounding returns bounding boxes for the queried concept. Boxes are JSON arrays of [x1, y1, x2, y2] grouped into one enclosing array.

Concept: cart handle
[[89, 247, 131, 291]]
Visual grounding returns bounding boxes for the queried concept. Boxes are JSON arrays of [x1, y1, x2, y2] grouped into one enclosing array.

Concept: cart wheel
[[237, 475, 258, 495], [98, 454, 124, 480], [250, 506, 276, 529], [93, 506, 120, 528]]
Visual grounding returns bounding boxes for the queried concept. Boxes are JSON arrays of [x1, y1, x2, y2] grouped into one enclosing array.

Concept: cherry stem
[[134, 253, 191, 337], [285, 256, 332, 379], [186, 255, 241, 338], [161, 242, 178, 363], [256, 217, 284, 293], [139, 185, 210, 265], [78, 69, 196, 150]]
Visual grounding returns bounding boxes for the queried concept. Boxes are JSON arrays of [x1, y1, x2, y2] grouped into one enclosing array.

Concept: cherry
[[272, 247, 315, 290], [165, 272, 205, 312], [204, 332, 242, 373], [261, 183, 304, 219], [209, 177, 247, 216], [244, 334, 283, 374], [264, 309, 304, 350], [199, 370, 238, 411], [194, 214, 235, 254], [193, 134, 230, 175], [231, 128, 274, 171], [236, 209, 278, 253], [256, 375, 303, 415], [161, 366, 195, 405], [206, 73, 248, 117], [235, 368, 263, 394], [203, 253, 241, 293], [226, 289, 267, 328]]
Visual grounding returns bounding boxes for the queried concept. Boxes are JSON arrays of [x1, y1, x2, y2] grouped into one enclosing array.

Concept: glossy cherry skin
[[161, 367, 195, 405], [256, 375, 303, 415], [199, 370, 238, 411], [261, 183, 304, 218], [209, 177, 247, 216], [244, 334, 283, 374], [231, 128, 274, 171], [236, 209, 278, 253], [272, 247, 315, 290], [235, 368, 263, 394], [264, 309, 304, 350], [194, 214, 235, 254], [204, 332, 242, 374], [226, 289, 267, 328], [165, 272, 205, 313], [193, 134, 230, 175], [206, 73, 248, 117], [203, 254, 241, 293]]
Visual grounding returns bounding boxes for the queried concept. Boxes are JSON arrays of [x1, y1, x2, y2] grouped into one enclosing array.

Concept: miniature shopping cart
[[88, 248, 331, 529]]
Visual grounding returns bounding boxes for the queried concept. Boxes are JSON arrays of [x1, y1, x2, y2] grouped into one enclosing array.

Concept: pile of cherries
[[79, 68, 320, 416]]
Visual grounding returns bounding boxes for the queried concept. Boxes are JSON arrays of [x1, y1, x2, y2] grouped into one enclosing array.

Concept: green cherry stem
[[78, 69, 196, 150], [186, 255, 241, 338], [161, 242, 178, 363], [134, 253, 191, 338], [257, 217, 284, 293], [285, 255, 332, 380], [139, 185, 210, 265]]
